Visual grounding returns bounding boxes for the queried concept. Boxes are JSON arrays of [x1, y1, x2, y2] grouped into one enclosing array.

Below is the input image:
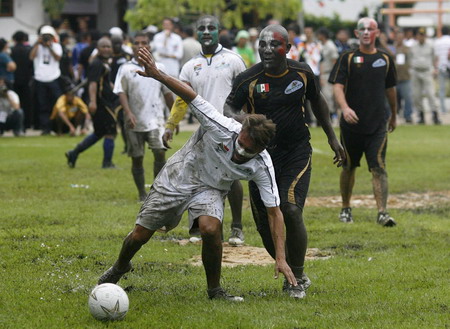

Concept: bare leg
[[198, 215, 222, 289], [340, 167, 356, 208], [371, 167, 388, 213], [227, 180, 243, 230], [114, 224, 155, 271]]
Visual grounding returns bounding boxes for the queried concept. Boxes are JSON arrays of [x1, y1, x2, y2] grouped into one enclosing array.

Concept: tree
[[124, 0, 302, 29], [42, 0, 66, 20]]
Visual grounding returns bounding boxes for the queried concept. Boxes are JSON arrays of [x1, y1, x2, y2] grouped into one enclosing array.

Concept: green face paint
[[197, 18, 219, 48]]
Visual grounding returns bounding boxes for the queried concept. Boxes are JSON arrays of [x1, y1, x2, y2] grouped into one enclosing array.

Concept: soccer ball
[[88, 283, 129, 321]]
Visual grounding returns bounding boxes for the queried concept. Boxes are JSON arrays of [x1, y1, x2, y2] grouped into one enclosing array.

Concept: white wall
[[0, 0, 47, 42]]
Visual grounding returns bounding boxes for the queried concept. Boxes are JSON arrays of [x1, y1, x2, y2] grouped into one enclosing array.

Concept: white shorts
[[125, 127, 165, 158], [135, 187, 226, 232]]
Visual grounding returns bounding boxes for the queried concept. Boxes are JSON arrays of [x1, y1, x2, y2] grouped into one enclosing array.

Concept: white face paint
[[258, 27, 288, 73], [234, 138, 258, 159]]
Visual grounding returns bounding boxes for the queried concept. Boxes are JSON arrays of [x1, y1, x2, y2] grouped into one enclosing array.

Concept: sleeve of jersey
[[189, 95, 239, 133], [87, 61, 102, 83], [112, 66, 125, 94], [252, 155, 280, 208], [76, 97, 89, 114], [225, 74, 248, 112], [165, 96, 188, 130], [385, 55, 397, 89], [328, 52, 348, 85]]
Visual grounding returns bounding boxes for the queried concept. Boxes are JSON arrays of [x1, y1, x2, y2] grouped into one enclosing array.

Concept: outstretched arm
[[310, 92, 345, 167], [137, 47, 197, 103]]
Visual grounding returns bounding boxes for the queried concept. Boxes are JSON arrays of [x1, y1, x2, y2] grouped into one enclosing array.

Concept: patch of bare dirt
[[305, 191, 450, 209], [186, 243, 331, 267]]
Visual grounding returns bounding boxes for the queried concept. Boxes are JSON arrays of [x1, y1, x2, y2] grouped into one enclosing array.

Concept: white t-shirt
[[179, 44, 246, 113], [33, 43, 63, 82], [434, 35, 450, 71], [152, 31, 183, 77], [113, 58, 170, 132], [153, 95, 280, 208]]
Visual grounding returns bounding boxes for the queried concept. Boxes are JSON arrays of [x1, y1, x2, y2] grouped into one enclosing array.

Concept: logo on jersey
[[194, 63, 202, 76], [216, 142, 230, 153], [256, 83, 270, 93], [372, 58, 387, 68], [354, 56, 364, 64], [284, 80, 303, 94]]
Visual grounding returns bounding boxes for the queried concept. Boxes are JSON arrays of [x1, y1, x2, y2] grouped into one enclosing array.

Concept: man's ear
[[286, 43, 292, 52]]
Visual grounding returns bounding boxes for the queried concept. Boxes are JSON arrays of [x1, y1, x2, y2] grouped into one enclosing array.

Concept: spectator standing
[[65, 37, 121, 169], [434, 26, 450, 113], [113, 31, 174, 201], [393, 30, 414, 123], [180, 26, 201, 67], [0, 76, 23, 136], [317, 27, 339, 117], [335, 28, 351, 54], [72, 31, 90, 81], [59, 32, 74, 82], [29, 25, 62, 135], [11, 31, 33, 130], [0, 38, 16, 83], [410, 27, 441, 125], [329, 17, 397, 227], [232, 30, 255, 68], [152, 18, 183, 78], [286, 24, 302, 61], [299, 26, 321, 76]]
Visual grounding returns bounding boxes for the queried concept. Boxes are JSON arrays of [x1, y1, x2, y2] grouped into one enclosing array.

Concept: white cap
[[109, 27, 123, 37], [144, 25, 158, 34], [40, 25, 57, 37]]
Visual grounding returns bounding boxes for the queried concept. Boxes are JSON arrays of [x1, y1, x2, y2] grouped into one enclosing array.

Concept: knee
[[281, 203, 303, 226], [130, 225, 152, 245], [370, 167, 387, 178], [199, 218, 221, 241]]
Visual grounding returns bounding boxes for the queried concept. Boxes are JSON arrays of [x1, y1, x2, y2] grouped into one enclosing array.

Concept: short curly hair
[[241, 114, 276, 150]]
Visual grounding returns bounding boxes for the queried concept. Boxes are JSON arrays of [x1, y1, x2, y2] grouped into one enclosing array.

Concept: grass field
[[0, 124, 449, 328]]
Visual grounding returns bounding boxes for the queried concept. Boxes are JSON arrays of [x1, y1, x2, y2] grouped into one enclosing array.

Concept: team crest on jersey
[[284, 80, 303, 94], [372, 58, 387, 68], [216, 142, 230, 153], [256, 83, 270, 93], [194, 64, 202, 76]]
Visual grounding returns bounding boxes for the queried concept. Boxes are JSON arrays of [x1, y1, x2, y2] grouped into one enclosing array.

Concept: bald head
[[259, 25, 289, 45], [258, 24, 290, 75], [97, 37, 112, 58], [355, 17, 379, 52], [357, 17, 378, 30]]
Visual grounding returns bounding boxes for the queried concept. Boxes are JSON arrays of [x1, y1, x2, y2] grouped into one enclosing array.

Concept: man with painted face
[[163, 15, 247, 245], [225, 24, 345, 299], [329, 18, 397, 227], [66, 37, 122, 169], [98, 46, 297, 301]]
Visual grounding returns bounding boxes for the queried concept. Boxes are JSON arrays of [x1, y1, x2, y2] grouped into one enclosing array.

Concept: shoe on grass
[[65, 150, 78, 168], [228, 227, 244, 246], [377, 212, 396, 227], [207, 287, 244, 302], [98, 262, 132, 285], [339, 207, 353, 223], [283, 273, 311, 299]]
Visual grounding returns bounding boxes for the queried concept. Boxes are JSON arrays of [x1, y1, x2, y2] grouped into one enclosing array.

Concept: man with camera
[[0, 76, 23, 136], [29, 25, 63, 135]]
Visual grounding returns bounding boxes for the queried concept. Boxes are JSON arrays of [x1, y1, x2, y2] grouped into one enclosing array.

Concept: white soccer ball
[[88, 283, 129, 321]]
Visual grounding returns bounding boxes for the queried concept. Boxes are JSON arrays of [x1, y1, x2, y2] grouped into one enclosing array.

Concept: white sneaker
[[228, 228, 244, 246], [189, 236, 202, 243]]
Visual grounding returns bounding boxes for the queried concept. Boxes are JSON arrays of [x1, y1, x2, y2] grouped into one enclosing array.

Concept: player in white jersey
[[113, 32, 174, 201], [164, 15, 247, 245], [98, 46, 297, 301]]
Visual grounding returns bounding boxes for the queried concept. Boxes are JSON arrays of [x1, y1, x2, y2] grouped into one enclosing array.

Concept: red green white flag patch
[[256, 83, 270, 93]]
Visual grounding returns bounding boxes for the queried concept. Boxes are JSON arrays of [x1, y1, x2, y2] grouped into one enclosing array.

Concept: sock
[[73, 133, 99, 154], [103, 137, 115, 165], [290, 266, 304, 279], [132, 167, 146, 197], [153, 161, 166, 178]]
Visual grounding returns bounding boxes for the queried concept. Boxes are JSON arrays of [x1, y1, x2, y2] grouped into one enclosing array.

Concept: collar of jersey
[[200, 44, 223, 57], [265, 69, 289, 78]]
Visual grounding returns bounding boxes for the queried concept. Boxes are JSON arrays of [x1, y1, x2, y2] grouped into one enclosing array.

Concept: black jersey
[[88, 57, 120, 109], [329, 48, 397, 135], [227, 59, 320, 151]]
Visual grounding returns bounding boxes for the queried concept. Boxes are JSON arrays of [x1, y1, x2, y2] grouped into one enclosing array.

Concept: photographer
[[29, 25, 63, 135], [0, 76, 23, 136]]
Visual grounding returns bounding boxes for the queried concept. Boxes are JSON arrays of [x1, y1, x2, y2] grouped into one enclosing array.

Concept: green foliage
[[304, 13, 356, 36], [125, 0, 301, 30], [0, 124, 449, 328], [42, 0, 66, 19]]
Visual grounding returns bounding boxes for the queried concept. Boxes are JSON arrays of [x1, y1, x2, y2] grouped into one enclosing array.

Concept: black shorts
[[93, 104, 120, 137], [250, 144, 312, 210], [340, 124, 387, 170]]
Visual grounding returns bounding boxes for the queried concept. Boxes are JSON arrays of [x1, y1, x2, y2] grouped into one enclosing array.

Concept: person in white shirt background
[[434, 26, 450, 114]]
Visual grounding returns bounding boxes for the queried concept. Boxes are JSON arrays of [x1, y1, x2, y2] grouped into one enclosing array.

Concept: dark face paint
[[196, 18, 219, 49], [258, 29, 288, 74]]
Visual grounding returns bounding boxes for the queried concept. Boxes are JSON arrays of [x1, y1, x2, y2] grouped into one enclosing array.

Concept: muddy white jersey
[[113, 58, 170, 132], [179, 44, 246, 113], [153, 95, 280, 208]]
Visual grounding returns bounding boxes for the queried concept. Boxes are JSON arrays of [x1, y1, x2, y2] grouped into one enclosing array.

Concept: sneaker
[[98, 262, 132, 285], [283, 279, 307, 299], [207, 287, 244, 302], [65, 150, 78, 168], [377, 212, 397, 227], [102, 162, 116, 169], [339, 207, 353, 223], [228, 227, 244, 246], [189, 236, 202, 243]]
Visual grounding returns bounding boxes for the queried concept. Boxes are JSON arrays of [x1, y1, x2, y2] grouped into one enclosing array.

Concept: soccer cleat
[[228, 227, 245, 246], [377, 212, 397, 227], [98, 262, 132, 285], [207, 287, 244, 302], [65, 150, 78, 168], [339, 207, 353, 223]]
